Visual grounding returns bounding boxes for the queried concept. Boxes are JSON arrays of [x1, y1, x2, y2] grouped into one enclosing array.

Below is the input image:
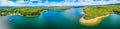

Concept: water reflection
[[0, 7, 120, 29]]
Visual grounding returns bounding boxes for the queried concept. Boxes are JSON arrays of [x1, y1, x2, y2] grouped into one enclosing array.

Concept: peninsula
[[80, 5, 120, 26]]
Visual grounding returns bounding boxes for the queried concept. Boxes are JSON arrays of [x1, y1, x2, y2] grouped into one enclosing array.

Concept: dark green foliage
[[0, 6, 71, 17], [18, 8, 44, 16], [83, 5, 120, 20]]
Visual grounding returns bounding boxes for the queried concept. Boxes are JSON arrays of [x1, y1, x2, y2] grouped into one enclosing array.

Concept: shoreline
[[79, 14, 109, 26], [0, 13, 20, 17], [23, 15, 39, 17], [0, 12, 41, 17], [81, 11, 85, 14]]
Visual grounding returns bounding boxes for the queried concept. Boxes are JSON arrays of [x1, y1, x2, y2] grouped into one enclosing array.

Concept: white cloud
[[45, 1, 49, 3], [0, 0, 120, 6], [0, 1, 20, 6], [0, 0, 7, 1], [38, 0, 42, 2], [30, 0, 38, 1]]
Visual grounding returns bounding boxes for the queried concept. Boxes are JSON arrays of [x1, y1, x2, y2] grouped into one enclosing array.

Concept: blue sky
[[8, 0, 77, 3], [0, 0, 120, 6]]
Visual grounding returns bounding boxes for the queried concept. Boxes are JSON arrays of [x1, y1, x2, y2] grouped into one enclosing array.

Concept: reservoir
[[0, 7, 120, 29]]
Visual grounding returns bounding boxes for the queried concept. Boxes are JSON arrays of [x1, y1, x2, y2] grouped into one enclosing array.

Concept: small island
[[80, 5, 120, 26]]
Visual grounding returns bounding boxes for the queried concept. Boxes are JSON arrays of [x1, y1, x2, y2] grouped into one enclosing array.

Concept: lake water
[[0, 7, 120, 29]]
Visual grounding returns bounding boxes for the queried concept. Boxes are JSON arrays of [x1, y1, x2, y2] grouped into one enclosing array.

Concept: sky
[[0, 0, 120, 6]]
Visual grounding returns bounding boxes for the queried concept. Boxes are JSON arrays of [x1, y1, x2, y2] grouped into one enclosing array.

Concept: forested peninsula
[[80, 5, 120, 26]]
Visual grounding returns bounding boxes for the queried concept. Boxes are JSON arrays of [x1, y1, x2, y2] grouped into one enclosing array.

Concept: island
[[80, 5, 120, 26], [0, 6, 71, 17], [46, 6, 71, 11]]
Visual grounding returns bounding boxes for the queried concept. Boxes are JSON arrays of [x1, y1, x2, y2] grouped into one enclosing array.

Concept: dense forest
[[83, 5, 120, 20], [18, 8, 44, 17], [0, 6, 71, 17]]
